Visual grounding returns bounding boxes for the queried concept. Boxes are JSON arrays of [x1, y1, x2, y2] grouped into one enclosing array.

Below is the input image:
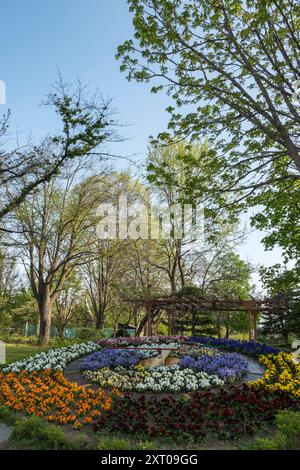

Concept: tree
[[287, 288, 300, 338], [118, 0, 300, 179], [9, 288, 39, 333], [251, 176, 300, 277], [118, 0, 300, 272], [12, 166, 110, 346], [0, 77, 119, 225], [259, 265, 299, 343], [54, 274, 82, 339], [207, 252, 251, 338], [82, 240, 122, 330], [147, 141, 240, 292], [0, 250, 18, 318]]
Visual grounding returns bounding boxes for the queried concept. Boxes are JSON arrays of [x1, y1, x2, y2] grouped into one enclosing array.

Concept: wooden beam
[[248, 310, 252, 341]]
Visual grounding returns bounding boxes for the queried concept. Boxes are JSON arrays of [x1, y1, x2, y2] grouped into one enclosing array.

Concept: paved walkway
[[241, 355, 265, 383], [64, 358, 99, 391], [0, 423, 12, 446]]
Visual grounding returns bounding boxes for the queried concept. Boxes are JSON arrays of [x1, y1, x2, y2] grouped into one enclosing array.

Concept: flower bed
[[3, 341, 100, 373], [179, 353, 248, 382], [98, 335, 186, 348], [93, 385, 300, 441], [80, 347, 157, 371], [251, 353, 300, 398], [0, 369, 116, 428], [84, 364, 224, 392], [82, 340, 247, 392], [188, 336, 280, 357], [1, 335, 299, 442]]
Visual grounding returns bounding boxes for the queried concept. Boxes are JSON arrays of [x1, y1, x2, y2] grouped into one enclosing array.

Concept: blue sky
[[0, 0, 285, 288]]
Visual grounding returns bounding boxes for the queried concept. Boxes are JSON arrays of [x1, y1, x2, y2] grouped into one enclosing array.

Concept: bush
[[98, 438, 132, 450], [251, 410, 300, 450], [11, 416, 67, 450], [98, 437, 157, 450], [67, 434, 95, 450], [115, 329, 130, 338], [0, 405, 11, 421]]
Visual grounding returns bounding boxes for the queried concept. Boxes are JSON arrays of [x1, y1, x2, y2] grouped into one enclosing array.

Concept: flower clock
[[81, 340, 249, 393], [0, 335, 299, 440]]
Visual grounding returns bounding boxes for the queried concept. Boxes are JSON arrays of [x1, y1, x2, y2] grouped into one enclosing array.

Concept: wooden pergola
[[127, 295, 286, 341]]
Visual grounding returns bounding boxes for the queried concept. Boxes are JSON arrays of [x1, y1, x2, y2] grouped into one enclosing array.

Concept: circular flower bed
[[81, 337, 248, 393], [0, 335, 299, 441]]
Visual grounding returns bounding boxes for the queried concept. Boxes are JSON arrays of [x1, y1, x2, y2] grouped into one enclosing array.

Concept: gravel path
[[241, 355, 265, 383], [0, 422, 12, 447]]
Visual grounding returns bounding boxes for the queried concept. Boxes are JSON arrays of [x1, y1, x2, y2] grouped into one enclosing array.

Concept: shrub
[[98, 437, 157, 450], [251, 410, 300, 450], [0, 405, 11, 421], [11, 416, 67, 450], [98, 438, 132, 450], [66, 434, 95, 450]]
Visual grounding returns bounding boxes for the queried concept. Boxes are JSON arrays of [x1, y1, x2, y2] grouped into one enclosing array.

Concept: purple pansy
[[179, 352, 248, 381]]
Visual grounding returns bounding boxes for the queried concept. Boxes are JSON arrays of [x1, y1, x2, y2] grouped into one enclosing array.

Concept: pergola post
[[248, 309, 252, 341], [146, 301, 152, 336], [252, 310, 258, 341], [248, 309, 259, 341]]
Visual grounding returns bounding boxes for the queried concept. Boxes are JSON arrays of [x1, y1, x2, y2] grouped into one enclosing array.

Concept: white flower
[[3, 341, 100, 373]]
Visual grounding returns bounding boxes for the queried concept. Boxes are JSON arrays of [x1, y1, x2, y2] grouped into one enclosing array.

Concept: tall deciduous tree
[[13, 166, 110, 346], [54, 273, 82, 339], [118, 0, 300, 276], [118, 0, 300, 179], [0, 77, 119, 225]]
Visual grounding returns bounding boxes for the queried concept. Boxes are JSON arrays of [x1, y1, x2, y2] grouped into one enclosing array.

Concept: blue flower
[[179, 352, 248, 381], [188, 336, 280, 358], [80, 348, 149, 371]]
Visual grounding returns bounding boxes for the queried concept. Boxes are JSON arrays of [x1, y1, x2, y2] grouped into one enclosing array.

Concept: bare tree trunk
[[38, 287, 53, 346], [225, 323, 230, 339], [95, 305, 105, 330], [57, 323, 65, 339]]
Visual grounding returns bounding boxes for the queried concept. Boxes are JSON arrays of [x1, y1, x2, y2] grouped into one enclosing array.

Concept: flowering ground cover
[[82, 340, 247, 392], [188, 336, 280, 357], [169, 344, 218, 358], [80, 347, 158, 371], [84, 363, 225, 392], [98, 335, 186, 348], [3, 341, 100, 373], [0, 369, 116, 428], [179, 353, 248, 382], [250, 352, 300, 398], [93, 385, 300, 441]]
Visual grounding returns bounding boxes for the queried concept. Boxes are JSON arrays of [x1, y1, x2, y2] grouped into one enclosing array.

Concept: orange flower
[[0, 370, 116, 427]]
